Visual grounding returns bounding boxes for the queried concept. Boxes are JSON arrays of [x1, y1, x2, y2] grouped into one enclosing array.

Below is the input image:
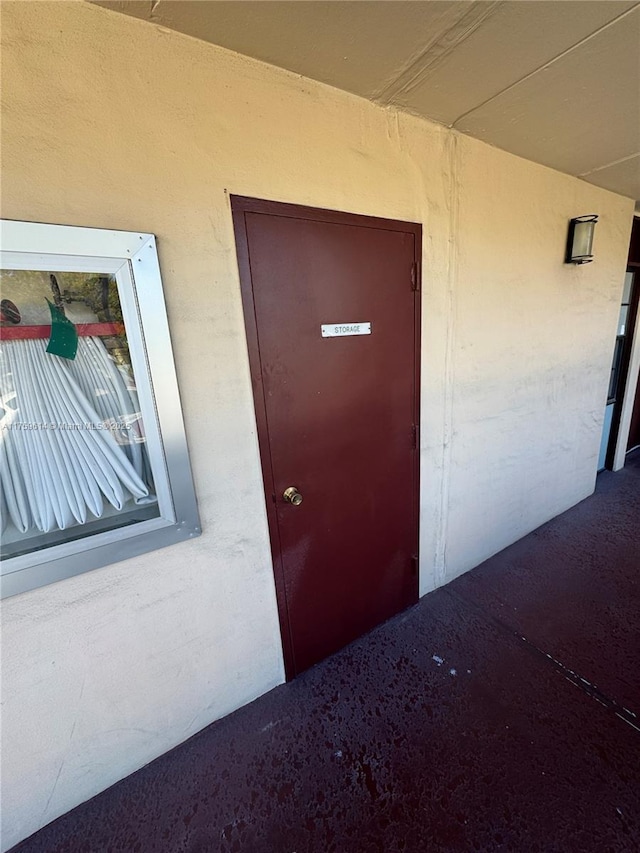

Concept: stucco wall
[[0, 2, 633, 848], [444, 139, 634, 577]]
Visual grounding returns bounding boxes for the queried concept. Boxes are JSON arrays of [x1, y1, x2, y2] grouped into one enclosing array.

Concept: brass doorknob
[[283, 486, 303, 506]]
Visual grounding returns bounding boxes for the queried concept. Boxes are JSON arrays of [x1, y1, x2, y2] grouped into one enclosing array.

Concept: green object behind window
[[45, 299, 78, 360]]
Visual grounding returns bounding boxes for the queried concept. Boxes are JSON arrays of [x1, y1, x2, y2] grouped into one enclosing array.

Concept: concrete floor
[[11, 452, 640, 853]]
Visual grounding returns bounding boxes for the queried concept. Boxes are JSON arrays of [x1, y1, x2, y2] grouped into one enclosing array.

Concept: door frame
[[606, 265, 640, 470], [231, 196, 422, 678]]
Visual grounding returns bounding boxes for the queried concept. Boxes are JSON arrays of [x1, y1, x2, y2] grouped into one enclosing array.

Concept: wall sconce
[[565, 214, 598, 264]]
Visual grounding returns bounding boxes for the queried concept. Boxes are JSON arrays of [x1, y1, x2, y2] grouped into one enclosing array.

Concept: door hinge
[[412, 423, 420, 450], [411, 262, 420, 291], [411, 555, 419, 576]]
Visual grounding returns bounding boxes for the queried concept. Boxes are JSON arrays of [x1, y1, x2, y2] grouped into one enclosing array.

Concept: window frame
[[0, 220, 201, 598]]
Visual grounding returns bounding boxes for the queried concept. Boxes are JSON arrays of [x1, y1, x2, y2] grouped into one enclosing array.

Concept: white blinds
[[1, 337, 153, 535]]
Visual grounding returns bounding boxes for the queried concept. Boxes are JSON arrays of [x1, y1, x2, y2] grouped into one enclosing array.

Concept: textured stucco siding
[[0, 2, 634, 848]]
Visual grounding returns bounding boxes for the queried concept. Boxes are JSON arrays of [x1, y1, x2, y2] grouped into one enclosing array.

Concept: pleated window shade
[[1, 223, 200, 598]]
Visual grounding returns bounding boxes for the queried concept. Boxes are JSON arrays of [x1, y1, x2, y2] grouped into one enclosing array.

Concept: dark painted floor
[[12, 452, 640, 853]]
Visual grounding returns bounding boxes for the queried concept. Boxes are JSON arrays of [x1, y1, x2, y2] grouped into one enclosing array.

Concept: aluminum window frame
[[0, 220, 200, 598]]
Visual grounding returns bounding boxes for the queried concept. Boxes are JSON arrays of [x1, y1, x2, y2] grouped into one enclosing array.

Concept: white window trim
[[613, 287, 640, 470], [0, 220, 201, 598]]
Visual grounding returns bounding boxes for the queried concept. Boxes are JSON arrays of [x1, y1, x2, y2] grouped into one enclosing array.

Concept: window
[[607, 272, 636, 404], [0, 221, 200, 598]]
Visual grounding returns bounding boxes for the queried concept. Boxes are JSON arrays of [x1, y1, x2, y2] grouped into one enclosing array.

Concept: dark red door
[[232, 197, 421, 678]]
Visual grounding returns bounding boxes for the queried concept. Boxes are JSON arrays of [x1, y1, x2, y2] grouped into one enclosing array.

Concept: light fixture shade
[[566, 215, 598, 264]]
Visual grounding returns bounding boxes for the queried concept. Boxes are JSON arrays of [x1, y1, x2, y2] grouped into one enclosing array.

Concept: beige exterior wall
[[0, 2, 633, 848]]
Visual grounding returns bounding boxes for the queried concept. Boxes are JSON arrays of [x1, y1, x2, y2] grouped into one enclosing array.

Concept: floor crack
[[445, 587, 639, 732]]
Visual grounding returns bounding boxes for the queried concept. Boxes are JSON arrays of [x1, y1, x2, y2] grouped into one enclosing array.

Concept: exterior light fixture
[[565, 214, 598, 264]]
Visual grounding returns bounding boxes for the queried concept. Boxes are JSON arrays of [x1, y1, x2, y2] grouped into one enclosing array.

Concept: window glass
[[607, 337, 624, 403], [621, 271, 634, 304], [1, 269, 159, 560], [618, 304, 629, 336]]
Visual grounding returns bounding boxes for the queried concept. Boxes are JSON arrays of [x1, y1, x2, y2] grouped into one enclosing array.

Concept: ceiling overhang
[[92, 1, 640, 203]]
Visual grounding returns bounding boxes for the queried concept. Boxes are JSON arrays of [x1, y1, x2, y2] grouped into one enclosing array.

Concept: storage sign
[[321, 322, 371, 338]]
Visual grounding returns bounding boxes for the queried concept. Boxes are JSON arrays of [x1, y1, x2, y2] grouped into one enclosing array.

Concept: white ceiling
[[93, 1, 640, 203]]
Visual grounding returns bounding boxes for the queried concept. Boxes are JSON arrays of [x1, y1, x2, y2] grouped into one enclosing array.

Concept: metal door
[[232, 197, 421, 678]]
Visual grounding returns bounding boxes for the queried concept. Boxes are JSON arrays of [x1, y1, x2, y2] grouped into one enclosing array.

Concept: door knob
[[283, 486, 303, 506]]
